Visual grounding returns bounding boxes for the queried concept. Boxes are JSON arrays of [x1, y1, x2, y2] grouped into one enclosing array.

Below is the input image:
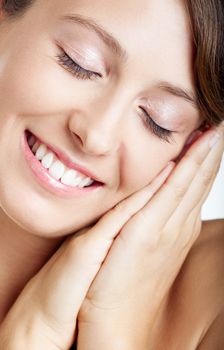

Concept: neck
[[0, 208, 64, 323]]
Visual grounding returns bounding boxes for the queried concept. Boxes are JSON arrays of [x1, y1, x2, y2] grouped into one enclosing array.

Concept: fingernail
[[209, 132, 221, 148]]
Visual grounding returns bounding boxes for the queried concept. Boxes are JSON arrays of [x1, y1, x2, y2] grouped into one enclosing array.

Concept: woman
[[0, 0, 223, 348]]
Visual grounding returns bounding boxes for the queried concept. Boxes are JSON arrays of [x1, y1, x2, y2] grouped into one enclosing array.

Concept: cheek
[[0, 37, 75, 117], [121, 137, 182, 193]]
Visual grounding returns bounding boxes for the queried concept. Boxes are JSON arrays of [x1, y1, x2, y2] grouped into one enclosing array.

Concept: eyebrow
[[60, 14, 127, 60], [60, 14, 198, 110], [157, 81, 198, 109]]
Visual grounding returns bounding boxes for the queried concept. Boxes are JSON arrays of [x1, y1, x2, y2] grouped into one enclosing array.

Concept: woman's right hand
[[0, 159, 174, 350]]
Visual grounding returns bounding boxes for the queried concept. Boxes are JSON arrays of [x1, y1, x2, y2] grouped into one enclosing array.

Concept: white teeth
[[35, 144, 47, 161], [29, 136, 95, 187], [41, 152, 54, 169], [61, 171, 94, 188], [32, 141, 40, 153], [49, 160, 65, 180], [28, 135, 36, 147], [61, 169, 78, 186], [79, 177, 94, 188], [70, 176, 84, 187], [85, 178, 94, 187]]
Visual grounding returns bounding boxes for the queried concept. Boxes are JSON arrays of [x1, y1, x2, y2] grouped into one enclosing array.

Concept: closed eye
[[56, 50, 102, 80], [56, 50, 176, 144], [139, 107, 176, 143]]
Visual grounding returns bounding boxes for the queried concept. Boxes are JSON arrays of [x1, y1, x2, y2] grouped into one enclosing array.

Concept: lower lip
[[22, 131, 102, 199]]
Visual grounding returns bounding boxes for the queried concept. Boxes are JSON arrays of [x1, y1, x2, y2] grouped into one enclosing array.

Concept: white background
[[201, 154, 224, 220]]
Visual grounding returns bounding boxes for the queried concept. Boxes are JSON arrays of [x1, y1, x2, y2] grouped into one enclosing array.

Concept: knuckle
[[191, 154, 205, 168], [174, 185, 186, 201], [183, 213, 202, 244], [185, 151, 204, 168], [164, 181, 185, 202], [200, 167, 214, 187]]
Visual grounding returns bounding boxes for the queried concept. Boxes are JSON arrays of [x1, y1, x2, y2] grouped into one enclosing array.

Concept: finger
[[134, 126, 223, 233], [196, 156, 223, 209], [167, 168, 217, 250], [165, 140, 223, 229], [180, 157, 222, 233], [174, 129, 203, 163], [88, 160, 175, 243], [161, 153, 222, 252], [29, 161, 174, 325]]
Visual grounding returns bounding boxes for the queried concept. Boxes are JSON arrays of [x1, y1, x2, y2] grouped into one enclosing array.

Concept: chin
[[0, 173, 107, 238], [0, 185, 83, 239]]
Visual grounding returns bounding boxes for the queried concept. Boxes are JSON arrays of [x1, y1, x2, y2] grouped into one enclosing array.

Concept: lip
[[26, 129, 102, 183], [22, 130, 103, 199]]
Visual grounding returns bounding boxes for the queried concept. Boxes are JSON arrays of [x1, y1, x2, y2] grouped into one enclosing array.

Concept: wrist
[[0, 319, 24, 350], [0, 311, 52, 350], [77, 323, 145, 350]]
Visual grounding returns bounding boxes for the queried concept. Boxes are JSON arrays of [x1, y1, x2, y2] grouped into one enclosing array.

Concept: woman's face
[[0, 0, 201, 237]]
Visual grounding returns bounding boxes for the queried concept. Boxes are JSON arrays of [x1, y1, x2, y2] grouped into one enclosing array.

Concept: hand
[[77, 125, 224, 350], [0, 157, 175, 349]]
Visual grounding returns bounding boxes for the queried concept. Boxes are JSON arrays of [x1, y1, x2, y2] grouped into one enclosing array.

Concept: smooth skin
[[0, 0, 223, 349], [0, 0, 203, 321], [1, 125, 224, 350]]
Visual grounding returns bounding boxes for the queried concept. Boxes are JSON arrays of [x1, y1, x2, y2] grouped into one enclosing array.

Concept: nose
[[68, 100, 125, 156]]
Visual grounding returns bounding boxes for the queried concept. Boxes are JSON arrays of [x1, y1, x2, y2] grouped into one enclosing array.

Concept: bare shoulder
[[196, 309, 224, 349], [166, 219, 224, 348], [196, 218, 224, 247], [173, 218, 224, 299], [179, 218, 224, 295], [194, 219, 224, 349]]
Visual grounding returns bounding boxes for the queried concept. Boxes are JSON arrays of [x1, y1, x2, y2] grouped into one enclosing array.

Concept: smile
[[23, 130, 103, 198]]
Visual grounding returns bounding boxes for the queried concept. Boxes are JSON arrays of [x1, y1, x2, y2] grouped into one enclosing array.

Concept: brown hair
[[2, 0, 34, 17], [186, 0, 224, 126], [2, 0, 224, 126]]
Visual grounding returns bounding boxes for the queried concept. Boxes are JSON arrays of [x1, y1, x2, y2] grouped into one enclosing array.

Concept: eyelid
[[55, 40, 106, 76], [140, 105, 175, 133], [64, 50, 103, 78], [138, 106, 176, 143], [141, 98, 183, 132], [56, 50, 101, 80], [141, 97, 190, 132]]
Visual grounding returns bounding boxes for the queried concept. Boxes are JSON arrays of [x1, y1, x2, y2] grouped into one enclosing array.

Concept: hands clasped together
[[1, 125, 223, 350]]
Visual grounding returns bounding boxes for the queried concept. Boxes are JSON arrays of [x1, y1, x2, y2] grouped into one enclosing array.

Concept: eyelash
[[56, 51, 102, 80], [56, 50, 175, 143], [139, 107, 175, 143]]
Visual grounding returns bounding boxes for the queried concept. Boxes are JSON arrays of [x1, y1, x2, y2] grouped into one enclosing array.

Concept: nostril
[[74, 133, 83, 145], [69, 123, 114, 156], [69, 130, 84, 151]]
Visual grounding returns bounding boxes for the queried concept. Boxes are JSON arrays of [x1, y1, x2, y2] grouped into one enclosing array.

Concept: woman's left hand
[[77, 125, 224, 350]]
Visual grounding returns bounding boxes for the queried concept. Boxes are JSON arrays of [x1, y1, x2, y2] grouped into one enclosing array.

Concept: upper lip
[[27, 130, 103, 184]]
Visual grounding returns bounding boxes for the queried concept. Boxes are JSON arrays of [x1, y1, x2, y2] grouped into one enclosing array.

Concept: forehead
[[38, 0, 194, 90]]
